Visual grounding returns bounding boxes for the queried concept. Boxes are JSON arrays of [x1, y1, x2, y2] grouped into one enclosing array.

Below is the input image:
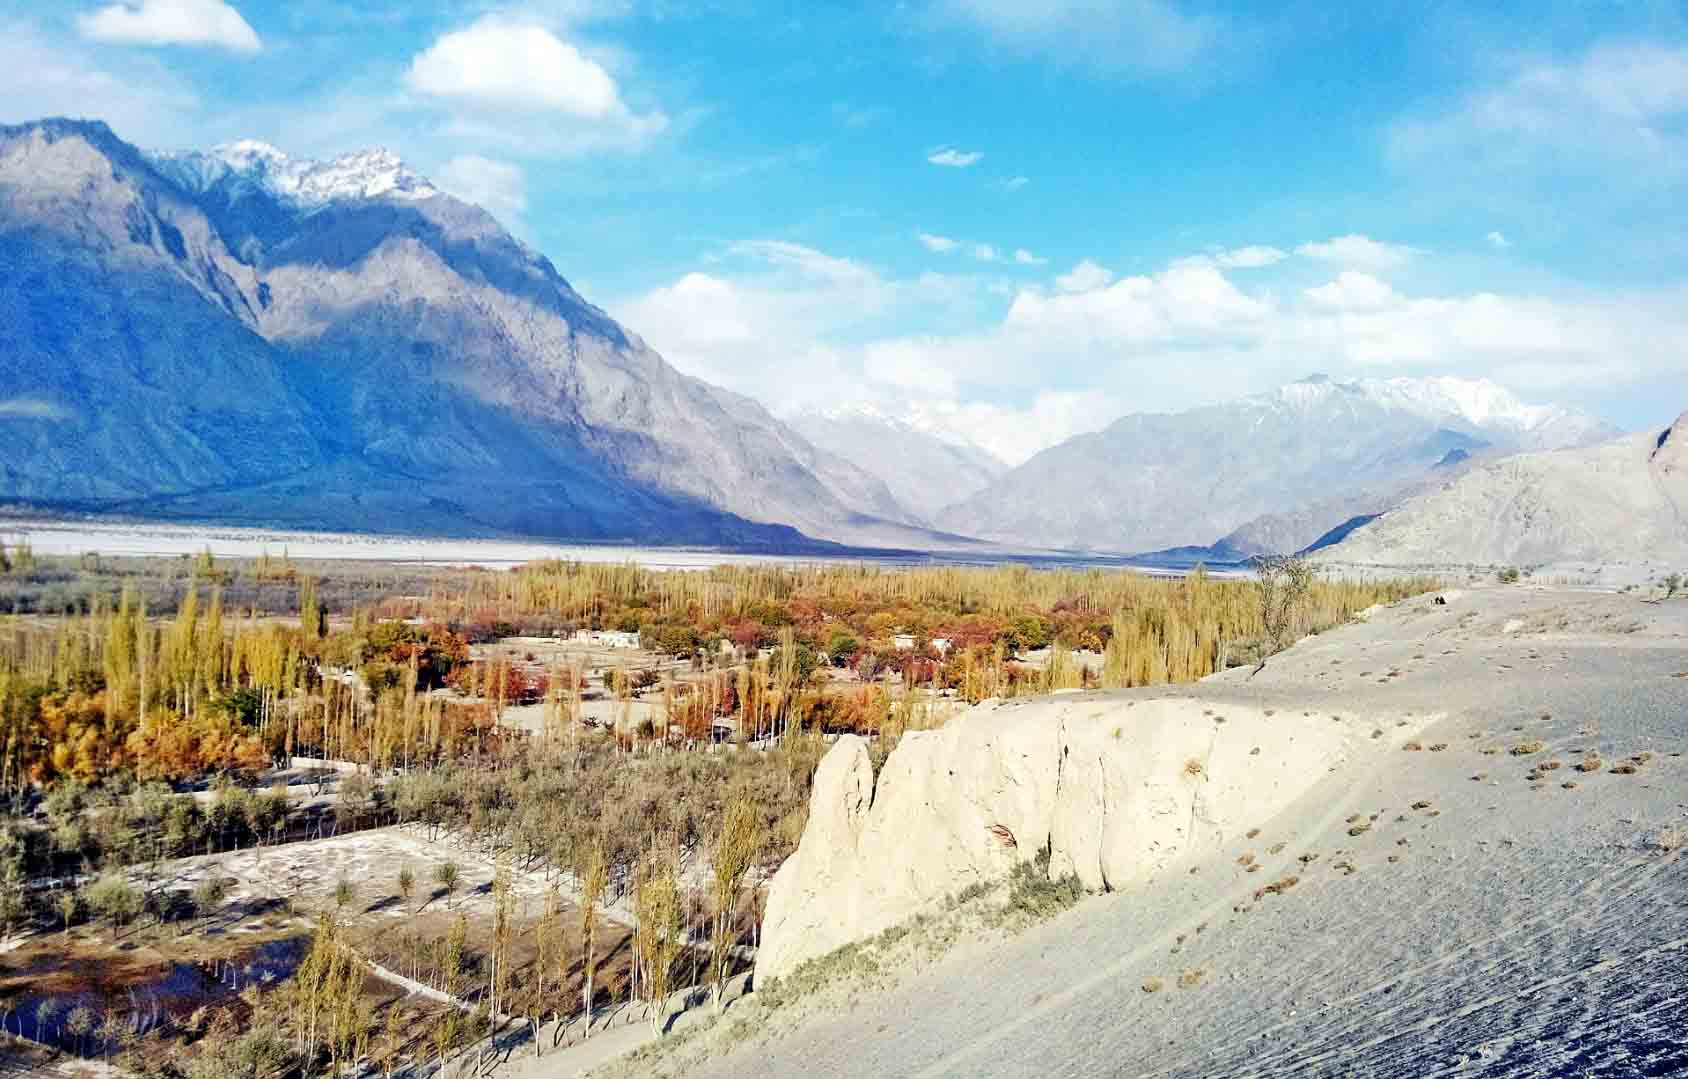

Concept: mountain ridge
[[936, 374, 1615, 555], [0, 117, 943, 550]]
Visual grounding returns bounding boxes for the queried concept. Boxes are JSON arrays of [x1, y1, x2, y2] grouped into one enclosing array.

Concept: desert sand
[[623, 582, 1688, 1079]]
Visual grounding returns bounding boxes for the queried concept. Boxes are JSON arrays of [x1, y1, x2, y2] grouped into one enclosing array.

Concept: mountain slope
[[785, 405, 1008, 523], [0, 119, 917, 548], [1319, 412, 1688, 566], [937, 375, 1614, 555]]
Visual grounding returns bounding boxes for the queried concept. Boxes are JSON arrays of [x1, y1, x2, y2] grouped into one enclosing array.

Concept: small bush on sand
[[1510, 741, 1545, 756], [1006, 845, 1084, 920]]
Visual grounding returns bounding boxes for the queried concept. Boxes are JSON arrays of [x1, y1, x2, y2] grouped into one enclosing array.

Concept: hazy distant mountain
[[1318, 412, 1688, 567], [0, 119, 929, 549], [938, 375, 1615, 555], [784, 404, 1008, 523]]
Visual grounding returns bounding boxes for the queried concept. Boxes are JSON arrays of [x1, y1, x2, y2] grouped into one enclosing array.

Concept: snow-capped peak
[[1267, 374, 1610, 449], [149, 139, 438, 207]]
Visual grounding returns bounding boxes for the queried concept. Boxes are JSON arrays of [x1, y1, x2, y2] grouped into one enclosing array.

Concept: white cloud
[[1001, 175, 1029, 191], [404, 16, 666, 150], [408, 18, 619, 116], [919, 232, 959, 253], [0, 22, 201, 146], [1215, 244, 1286, 269], [971, 243, 1000, 262], [618, 239, 1688, 466], [1303, 271, 1397, 310], [76, 0, 261, 54], [930, 0, 1226, 79], [1296, 234, 1415, 270], [1487, 230, 1511, 249], [927, 146, 983, 168], [1055, 259, 1113, 292], [437, 155, 527, 221], [1013, 248, 1047, 266], [1390, 42, 1688, 181]]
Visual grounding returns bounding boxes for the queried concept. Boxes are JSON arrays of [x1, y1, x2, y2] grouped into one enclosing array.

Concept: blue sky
[[4, 0, 1688, 461]]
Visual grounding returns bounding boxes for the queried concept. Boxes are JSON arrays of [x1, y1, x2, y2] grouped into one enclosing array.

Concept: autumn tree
[[577, 841, 607, 1039], [710, 796, 761, 1012], [633, 847, 681, 1037]]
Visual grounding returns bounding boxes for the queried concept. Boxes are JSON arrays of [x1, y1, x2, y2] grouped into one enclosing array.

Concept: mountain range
[[0, 119, 942, 551], [927, 375, 1614, 555], [0, 118, 1630, 559]]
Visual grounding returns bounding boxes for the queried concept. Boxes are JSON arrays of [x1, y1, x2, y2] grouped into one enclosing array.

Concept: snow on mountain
[[149, 139, 438, 207], [1266, 374, 1606, 448]]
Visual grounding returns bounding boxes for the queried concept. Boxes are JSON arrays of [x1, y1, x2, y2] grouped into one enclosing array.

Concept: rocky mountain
[[784, 404, 1008, 523], [937, 375, 1615, 556], [1318, 412, 1688, 567], [0, 119, 925, 548]]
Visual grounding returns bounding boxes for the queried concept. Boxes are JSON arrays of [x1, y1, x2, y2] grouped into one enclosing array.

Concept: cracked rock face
[[755, 694, 1355, 983]]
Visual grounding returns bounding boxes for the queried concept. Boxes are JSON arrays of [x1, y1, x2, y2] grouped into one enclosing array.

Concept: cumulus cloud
[[404, 16, 665, 150], [927, 146, 983, 168], [1013, 248, 1047, 266], [1215, 244, 1286, 269], [409, 18, 618, 116], [1296, 234, 1415, 270], [919, 232, 959, 253], [1000, 175, 1029, 191], [76, 0, 261, 54], [1055, 259, 1113, 292], [618, 239, 1688, 465], [437, 155, 527, 221], [1487, 231, 1511, 249], [971, 243, 1000, 262], [1304, 271, 1397, 310]]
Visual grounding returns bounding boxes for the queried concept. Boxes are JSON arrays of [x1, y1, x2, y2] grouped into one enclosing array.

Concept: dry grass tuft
[[1142, 977, 1164, 994], [1510, 740, 1546, 756], [1402, 741, 1425, 752], [1177, 968, 1206, 990], [1183, 758, 1205, 777], [1252, 875, 1300, 901], [1575, 753, 1604, 773]]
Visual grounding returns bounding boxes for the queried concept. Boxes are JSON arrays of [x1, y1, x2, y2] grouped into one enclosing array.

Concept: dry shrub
[[1510, 741, 1546, 756]]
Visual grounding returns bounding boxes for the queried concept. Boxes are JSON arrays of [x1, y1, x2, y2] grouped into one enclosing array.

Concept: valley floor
[[680, 584, 1688, 1078]]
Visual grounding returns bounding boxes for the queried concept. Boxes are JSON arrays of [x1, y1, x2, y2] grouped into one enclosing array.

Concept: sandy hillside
[[1318, 412, 1688, 568], [662, 583, 1688, 1079]]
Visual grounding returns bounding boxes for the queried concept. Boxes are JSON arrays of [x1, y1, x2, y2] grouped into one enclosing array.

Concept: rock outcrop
[[756, 693, 1363, 982], [1318, 413, 1688, 567]]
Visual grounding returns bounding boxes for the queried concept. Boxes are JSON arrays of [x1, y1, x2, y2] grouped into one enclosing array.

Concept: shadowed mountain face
[[0, 119, 917, 548], [938, 375, 1614, 556]]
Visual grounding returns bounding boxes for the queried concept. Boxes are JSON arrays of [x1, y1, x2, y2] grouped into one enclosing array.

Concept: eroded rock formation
[[757, 693, 1361, 982]]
